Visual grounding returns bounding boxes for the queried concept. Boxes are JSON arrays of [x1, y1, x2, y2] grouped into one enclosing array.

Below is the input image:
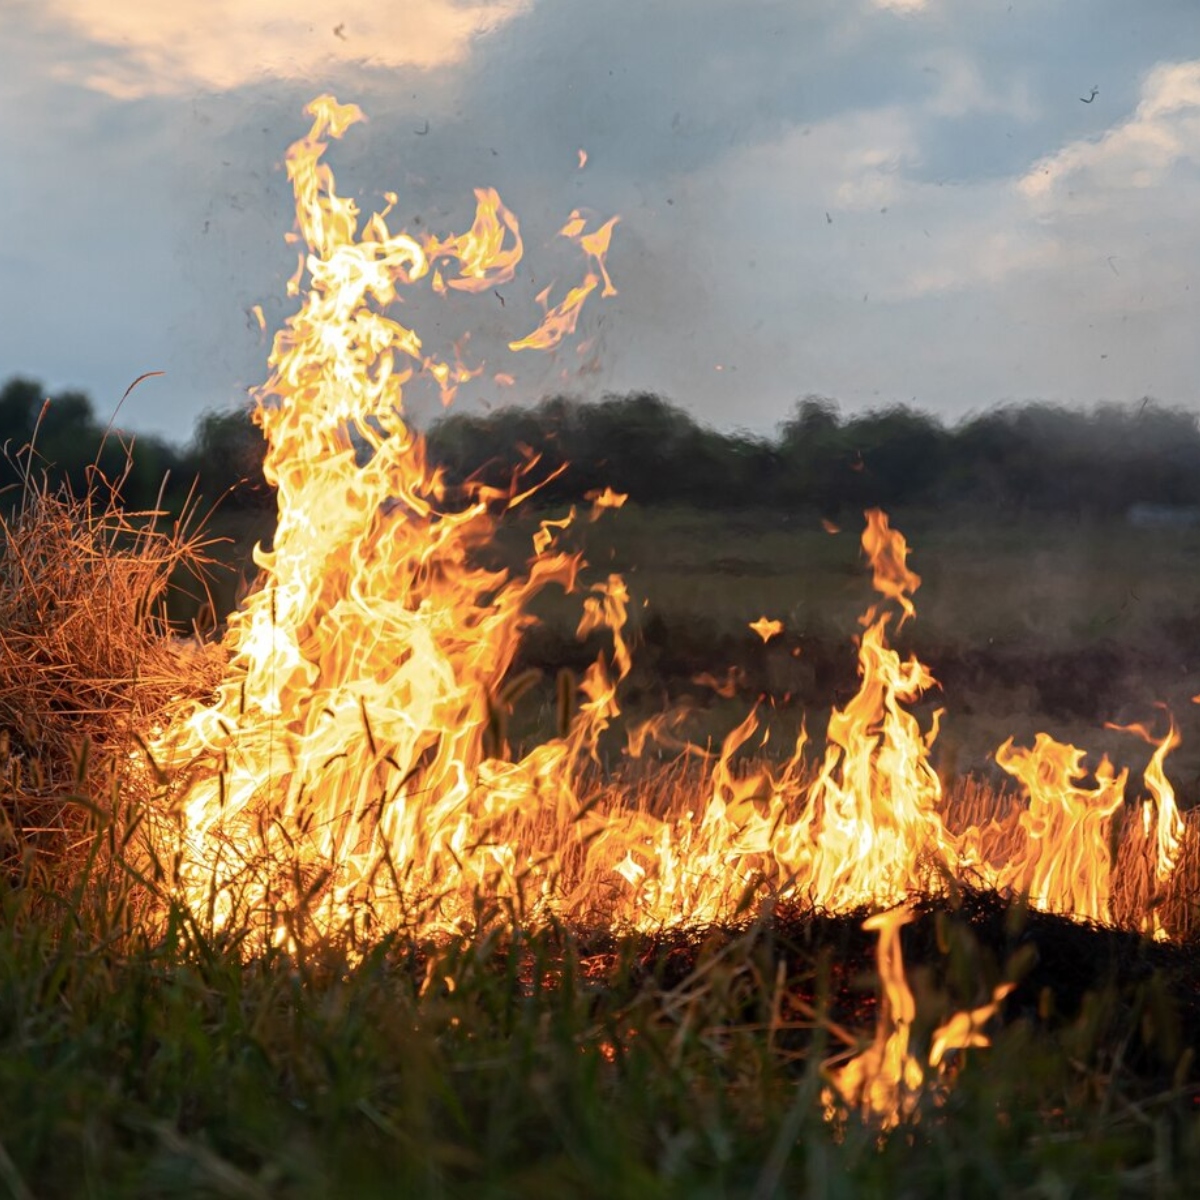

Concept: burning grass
[[7, 92, 1200, 1190], [3, 478, 1200, 1193], [2, 840, 1199, 1196]]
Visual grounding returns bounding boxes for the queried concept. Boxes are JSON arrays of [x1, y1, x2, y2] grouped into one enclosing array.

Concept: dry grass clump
[[0, 468, 225, 880]]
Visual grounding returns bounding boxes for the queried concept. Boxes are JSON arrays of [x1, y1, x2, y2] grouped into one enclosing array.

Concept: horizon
[[5, 371, 1197, 456]]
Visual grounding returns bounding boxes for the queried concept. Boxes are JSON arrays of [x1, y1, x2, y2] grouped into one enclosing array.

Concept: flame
[[147, 94, 620, 940], [749, 617, 783, 643], [861, 508, 920, 626], [1108, 717, 1184, 940], [509, 277, 601, 352], [584, 487, 628, 520], [143, 96, 1191, 963], [993, 735, 1126, 924], [823, 907, 1012, 1130], [425, 188, 523, 293]]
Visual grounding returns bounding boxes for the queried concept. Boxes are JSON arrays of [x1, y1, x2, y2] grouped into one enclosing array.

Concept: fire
[[823, 907, 1013, 1130], [585, 487, 628, 520], [142, 96, 1190, 965], [1109, 716, 1184, 940], [749, 616, 783, 643], [993, 735, 1126, 924]]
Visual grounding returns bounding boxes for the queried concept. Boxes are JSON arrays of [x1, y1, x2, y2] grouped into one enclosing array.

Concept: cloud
[[3, 0, 1197, 441], [921, 50, 1038, 121], [41, 0, 531, 98], [1019, 60, 1200, 201], [618, 50, 1198, 426]]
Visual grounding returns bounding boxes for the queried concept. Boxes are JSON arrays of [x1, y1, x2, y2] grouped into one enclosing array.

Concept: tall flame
[[144, 96, 1190, 959], [149, 95, 619, 939]]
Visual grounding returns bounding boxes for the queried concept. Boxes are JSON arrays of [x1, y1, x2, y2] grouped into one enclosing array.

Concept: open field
[[196, 501, 1200, 760]]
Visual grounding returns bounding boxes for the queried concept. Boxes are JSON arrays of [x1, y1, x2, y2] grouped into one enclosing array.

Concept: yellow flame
[[509, 276, 601, 352], [994, 735, 1126, 924], [823, 907, 1012, 1129], [143, 97, 1190, 961], [749, 617, 783, 643], [425, 188, 523, 293], [585, 487, 628, 520], [1109, 717, 1184, 939]]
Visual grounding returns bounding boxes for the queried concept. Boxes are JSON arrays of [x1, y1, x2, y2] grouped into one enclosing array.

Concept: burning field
[[4, 96, 1200, 1194]]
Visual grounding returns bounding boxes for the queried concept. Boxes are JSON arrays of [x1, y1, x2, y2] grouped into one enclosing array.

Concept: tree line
[[3, 374, 1198, 519], [0, 377, 268, 513], [428, 392, 1200, 518]]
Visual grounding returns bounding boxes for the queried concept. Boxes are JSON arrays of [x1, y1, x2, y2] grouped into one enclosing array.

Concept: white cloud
[[614, 57, 1199, 426], [41, 0, 531, 99], [1019, 60, 1200, 201]]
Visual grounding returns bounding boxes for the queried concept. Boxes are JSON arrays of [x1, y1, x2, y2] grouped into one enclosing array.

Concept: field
[[469, 503, 1200, 786], [6, 500, 1200, 1196]]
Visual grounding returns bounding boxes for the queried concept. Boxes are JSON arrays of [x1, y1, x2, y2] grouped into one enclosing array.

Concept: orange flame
[[1108, 717, 1184, 939], [509, 276, 600, 352], [146, 95, 620, 940], [585, 487, 628, 520], [142, 96, 1190, 965], [861, 508, 920, 626], [749, 617, 783, 643], [425, 187, 523, 293], [823, 907, 1013, 1129], [994, 735, 1126, 924]]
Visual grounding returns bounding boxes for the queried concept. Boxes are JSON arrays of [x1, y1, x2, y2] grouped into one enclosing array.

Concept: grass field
[[5, 862, 1200, 1198], [8, 498, 1200, 1196], [473, 503, 1200, 790]]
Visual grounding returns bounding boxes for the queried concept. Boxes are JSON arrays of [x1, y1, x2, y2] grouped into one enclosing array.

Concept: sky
[[1, 0, 1198, 444]]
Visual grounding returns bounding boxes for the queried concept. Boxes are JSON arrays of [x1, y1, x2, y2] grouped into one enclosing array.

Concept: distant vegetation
[[0, 376, 268, 514], [429, 392, 1200, 518], [2, 374, 1198, 519]]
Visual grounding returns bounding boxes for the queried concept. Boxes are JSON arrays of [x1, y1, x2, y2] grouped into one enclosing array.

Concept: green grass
[[3, 772, 1200, 1200], [3, 877, 1200, 1198], [4, 871, 1200, 1199]]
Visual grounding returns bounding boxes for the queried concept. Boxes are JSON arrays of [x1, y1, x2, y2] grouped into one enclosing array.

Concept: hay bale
[[0, 470, 225, 879]]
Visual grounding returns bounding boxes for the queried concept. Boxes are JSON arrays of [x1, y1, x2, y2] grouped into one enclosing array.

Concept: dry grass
[[0, 464, 224, 881]]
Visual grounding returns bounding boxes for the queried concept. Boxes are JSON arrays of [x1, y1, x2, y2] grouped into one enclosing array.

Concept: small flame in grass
[[585, 487, 627, 520], [994, 735, 1127, 925], [749, 617, 783, 643], [1108, 716, 1184, 940], [823, 906, 1013, 1130]]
